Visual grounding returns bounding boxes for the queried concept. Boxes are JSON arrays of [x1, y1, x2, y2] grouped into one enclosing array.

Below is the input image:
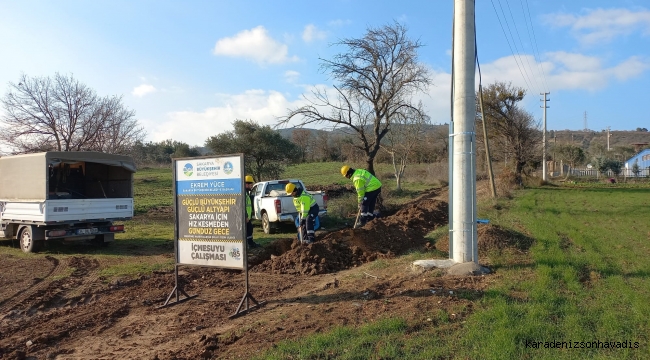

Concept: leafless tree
[[476, 82, 541, 177], [0, 73, 145, 154], [381, 108, 430, 190], [412, 125, 448, 163], [291, 128, 312, 162], [278, 22, 431, 175], [312, 131, 332, 161]]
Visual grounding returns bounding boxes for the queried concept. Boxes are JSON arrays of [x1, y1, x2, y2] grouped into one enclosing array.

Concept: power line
[[503, 0, 542, 94], [489, 0, 533, 92], [492, 0, 536, 93], [523, 0, 550, 92]]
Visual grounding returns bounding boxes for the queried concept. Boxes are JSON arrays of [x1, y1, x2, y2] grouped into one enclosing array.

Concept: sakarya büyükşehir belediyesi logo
[[223, 161, 233, 175], [183, 163, 193, 176]]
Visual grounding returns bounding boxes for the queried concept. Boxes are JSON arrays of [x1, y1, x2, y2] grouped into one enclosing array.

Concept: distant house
[[624, 149, 650, 176]]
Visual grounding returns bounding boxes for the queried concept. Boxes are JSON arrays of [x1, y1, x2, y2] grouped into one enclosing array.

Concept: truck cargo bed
[[1, 198, 133, 223]]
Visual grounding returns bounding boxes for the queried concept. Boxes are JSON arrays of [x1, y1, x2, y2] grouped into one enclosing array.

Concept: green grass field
[[257, 179, 650, 359]]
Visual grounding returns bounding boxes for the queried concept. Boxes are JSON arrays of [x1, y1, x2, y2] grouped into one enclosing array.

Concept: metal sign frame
[[159, 154, 264, 315]]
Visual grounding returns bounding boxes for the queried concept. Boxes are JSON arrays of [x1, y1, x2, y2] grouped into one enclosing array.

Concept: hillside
[[550, 129, 650, 151]]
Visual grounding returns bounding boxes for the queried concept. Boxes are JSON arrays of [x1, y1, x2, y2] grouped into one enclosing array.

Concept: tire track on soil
[[0, 256, 65, 316]]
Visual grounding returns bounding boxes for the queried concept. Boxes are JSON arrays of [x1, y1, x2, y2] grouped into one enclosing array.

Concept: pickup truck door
[[251, 183, 263, 219]]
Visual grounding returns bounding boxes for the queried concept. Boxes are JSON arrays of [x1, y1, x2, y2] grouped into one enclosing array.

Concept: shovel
[[297, 224, 304, 242], [353, 208, 361, 229]]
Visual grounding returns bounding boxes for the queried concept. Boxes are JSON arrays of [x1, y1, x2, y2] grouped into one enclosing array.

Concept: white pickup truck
[[0, 151, 135, 253], [250, 179, 328, 234]]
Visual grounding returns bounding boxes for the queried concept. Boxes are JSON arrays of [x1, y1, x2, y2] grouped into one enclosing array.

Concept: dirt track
[[0, 188, 501, 360]]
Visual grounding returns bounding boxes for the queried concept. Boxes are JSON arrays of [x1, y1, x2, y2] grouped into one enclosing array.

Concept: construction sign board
[[173, 154, 246, 269]]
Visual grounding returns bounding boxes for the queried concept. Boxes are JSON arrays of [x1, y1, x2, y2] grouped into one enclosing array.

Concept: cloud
[[132, 84, 156, 97], [148, 90, 305, 146], [543, 8, 650, 44], [284, 70, 300, 83], [609, 56, 650, 80], [213, 26, 299, 64], [302, 24, 327, 43], [147, 50, 650, 146], [416, 68, 452, 124], [544, 51, 601, 71], [478, 52, 650, 92]]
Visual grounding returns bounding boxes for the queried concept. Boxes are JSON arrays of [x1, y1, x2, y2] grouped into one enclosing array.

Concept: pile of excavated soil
[[252, 188, 448, 275], [434, 223, 535, 253]]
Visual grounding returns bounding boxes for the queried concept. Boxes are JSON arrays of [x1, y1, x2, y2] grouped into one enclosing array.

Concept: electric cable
[[523, 0, 550, 92], [490, 0, 534, 92]]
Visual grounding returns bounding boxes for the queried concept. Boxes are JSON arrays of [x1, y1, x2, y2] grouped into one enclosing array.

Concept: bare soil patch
[[146, 206, 175, 220], [0, 187, 499, 360]]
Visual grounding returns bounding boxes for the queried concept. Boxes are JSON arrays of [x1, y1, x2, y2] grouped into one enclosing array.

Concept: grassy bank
[[259, 184, 650, 359]]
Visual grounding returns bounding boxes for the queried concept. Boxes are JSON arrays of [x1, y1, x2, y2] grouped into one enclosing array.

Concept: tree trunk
[[366, 156, 375, 176]]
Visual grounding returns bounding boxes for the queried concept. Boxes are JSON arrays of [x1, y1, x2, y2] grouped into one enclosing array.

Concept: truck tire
[[19, 226, 43, 253], [261, 212, 275, 234]]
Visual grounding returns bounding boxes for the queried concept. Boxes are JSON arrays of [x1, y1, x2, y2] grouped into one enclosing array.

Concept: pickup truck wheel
[[261, 212, 274, 234], [19, 226, 42, 253]]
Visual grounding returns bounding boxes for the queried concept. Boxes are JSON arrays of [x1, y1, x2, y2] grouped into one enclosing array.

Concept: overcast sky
[[1, 0, 649, 147]]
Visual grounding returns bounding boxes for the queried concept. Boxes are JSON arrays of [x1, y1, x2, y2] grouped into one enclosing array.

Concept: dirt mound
[[252, 188, 448, 275], [435, 223, 535, 253]]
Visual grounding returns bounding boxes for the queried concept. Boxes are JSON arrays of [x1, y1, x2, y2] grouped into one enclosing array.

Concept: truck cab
[[250, 179, 327, 234]]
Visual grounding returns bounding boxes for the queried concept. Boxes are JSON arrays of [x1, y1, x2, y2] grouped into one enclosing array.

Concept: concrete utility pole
[[451, 0, 477, 263], [540, 92, 550, 181], [607, 126, 611, 151]]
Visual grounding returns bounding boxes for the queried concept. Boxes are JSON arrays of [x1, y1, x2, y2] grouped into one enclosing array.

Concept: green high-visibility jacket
[[246, 191, 252, 219], [292, 189, 317, 219], [351, 169, 382, 203]]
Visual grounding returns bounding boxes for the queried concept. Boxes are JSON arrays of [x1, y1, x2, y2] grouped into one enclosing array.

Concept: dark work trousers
[[360, 187, 381, 224], [246, 220, 254, 246], [300, 204, 320, 243]]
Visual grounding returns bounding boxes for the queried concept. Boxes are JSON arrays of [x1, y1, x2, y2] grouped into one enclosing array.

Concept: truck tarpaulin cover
[[0, 151, 136, 201]]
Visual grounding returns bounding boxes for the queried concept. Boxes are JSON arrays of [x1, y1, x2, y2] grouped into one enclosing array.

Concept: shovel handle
[[353, 208, 361, 228]]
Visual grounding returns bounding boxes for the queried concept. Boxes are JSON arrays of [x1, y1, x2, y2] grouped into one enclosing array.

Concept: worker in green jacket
[[245, 175, 260, 249], [286, 182, 319, 244], [340, 165, 382, 226]]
